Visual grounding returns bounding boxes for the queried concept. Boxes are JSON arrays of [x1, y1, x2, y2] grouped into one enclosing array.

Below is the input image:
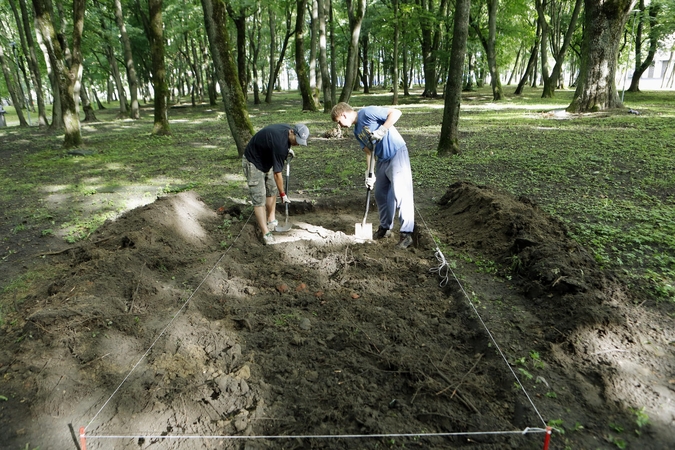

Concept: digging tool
[[275, 152, 293, 232], [355, 146, 376, 239]]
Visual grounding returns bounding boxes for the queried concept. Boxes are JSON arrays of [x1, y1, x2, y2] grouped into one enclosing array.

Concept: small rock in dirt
[[304, 371, 319, 382], [244, 286, 258, 295], [314, 291, 324, 298], [276, 284, 289, 294], [351, 293, 360, 299], [234, 411, 248, 431], [299, 318, 311, 330], [291, 334, 306, 346], [296, 283, 308, 292], [239, 379, 249, 394], [235, 364, 251, 380]]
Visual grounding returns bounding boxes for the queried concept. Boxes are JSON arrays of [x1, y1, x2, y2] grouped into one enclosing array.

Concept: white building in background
[[618, 49, 675, 90]]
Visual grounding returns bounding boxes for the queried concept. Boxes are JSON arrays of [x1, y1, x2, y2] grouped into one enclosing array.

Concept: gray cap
[[293, 123, 310, 146]]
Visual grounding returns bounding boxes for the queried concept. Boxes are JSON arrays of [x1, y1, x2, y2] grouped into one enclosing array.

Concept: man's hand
[[280, 192, 291, 204], [364, 171, 376, 190], [372, 127, 388, 141], [288, 149, 295, 160]]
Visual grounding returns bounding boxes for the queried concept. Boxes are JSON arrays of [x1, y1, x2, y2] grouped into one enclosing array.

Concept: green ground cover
[[1, 86, 674, 302]]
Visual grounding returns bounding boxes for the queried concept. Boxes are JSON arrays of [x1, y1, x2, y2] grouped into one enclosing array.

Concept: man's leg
[[374, 158, 395, 230], [254, 206, 268, 234], [389, 147, 414, 233], [265, 195, 277, 223]]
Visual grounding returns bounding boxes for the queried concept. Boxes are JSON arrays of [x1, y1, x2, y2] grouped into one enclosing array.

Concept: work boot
[[397, 232, 413, 249], [262, 232, 275, 245], [374, 226, 392, 240]]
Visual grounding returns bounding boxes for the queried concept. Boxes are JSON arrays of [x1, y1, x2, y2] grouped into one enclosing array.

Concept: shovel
[[275, 154, 293, 232], [355, 153, 376, 239]]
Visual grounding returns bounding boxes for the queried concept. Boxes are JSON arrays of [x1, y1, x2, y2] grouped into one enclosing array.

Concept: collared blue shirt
[[353, 107, 406, 162]]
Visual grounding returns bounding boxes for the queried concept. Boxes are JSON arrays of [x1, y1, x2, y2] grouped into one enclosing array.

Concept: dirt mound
[[0, 188, 673, 450], [438, 181, 627, 334]]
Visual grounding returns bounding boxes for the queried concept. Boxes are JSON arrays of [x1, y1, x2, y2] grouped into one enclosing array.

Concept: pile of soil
[[0, 184, 673, 450]]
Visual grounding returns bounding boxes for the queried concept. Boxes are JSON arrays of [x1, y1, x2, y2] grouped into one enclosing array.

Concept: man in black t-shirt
[[242, 123, 310, 245]]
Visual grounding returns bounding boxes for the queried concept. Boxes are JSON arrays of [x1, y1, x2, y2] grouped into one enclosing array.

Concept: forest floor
[[0, 90, 674, 450]]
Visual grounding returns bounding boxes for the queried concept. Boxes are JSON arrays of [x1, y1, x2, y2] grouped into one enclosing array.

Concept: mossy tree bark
[[148, 0, 170, 136], [33, 0, 84, 148], [201, 0, 253, 155], [438, 0, 470, 156], [295, 0, 317, 111], [567, 0, 637, 112]]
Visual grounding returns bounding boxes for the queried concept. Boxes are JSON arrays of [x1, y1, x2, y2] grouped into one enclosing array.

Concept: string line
[[415, 205, 548, 428]]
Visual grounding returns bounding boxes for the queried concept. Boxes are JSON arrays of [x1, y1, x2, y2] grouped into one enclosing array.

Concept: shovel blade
[[275, 220, 292, 232], [355, 222, 372, 239]]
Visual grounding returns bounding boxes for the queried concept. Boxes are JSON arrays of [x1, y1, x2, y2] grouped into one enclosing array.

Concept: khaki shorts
[[242, 157, 278, 207]]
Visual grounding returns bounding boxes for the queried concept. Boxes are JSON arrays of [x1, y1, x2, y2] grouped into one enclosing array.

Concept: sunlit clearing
[[222, 173, 245, 182], [105, 163, 125, 171], [169, 119, 190, 123], [41, 184, 69, 193], [199, 144, 219, 149]]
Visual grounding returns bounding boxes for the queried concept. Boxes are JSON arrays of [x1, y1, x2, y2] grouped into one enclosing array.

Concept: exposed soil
[[1, 183, 674, 450]]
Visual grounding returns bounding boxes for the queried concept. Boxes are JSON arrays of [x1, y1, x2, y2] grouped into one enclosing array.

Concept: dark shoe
[[374, 226, 392, 240], [397, 233, 413, 249]]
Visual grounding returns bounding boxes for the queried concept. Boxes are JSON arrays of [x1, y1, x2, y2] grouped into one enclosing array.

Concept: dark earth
[[1, 176, 674, 449]]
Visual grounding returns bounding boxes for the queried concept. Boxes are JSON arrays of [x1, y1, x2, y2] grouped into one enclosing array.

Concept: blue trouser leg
[[374, 146, 415, 233]]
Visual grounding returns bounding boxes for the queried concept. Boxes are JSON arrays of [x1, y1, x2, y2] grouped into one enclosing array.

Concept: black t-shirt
[[244, 124, 291, 173]]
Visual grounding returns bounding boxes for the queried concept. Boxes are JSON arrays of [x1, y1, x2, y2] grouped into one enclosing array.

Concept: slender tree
[[627, 0, 662, 92], [0, 44, 29, 126], [472, 0, 503, 100], [317, 0, 332, 112], [114, 0, 140, 118], [12, 0, 49, 126], [339, 0, 366, 103], [438, 0, 471, 156], [541, 0, 583, 97], [295, 0, 316, 110], [148, 0, 170, 135]]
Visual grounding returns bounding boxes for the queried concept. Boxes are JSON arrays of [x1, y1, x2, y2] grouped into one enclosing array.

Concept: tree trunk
[[33, 0, 84, 147], [201, 0, 253, 154], [568, 0, 637, 112], [14, 0, 48, 126], [486, 0, 503, 100], [226, 4, 248, 97], [419, 0, 447, 98], [514, 24, 541, 95], [537, 0, 551, 96], [627, 1, 660, 92], [438, 0, 470, 156], [392, 0, 399, 105], [114, 0, 140, 118], [329, 0, 336, 105], [295, 0, 317, 111], [317, 0, 331, 112], [80, 77, 97, 122], [339, 0, 366, 103], [265, 4, 293, 104], [361, 33, 370, 94], [310, 0, 320, 107], [0, 45, 28, 126], [148, 0, 170, 135], [542, 0, 582, 97], [249, 5, 262, 105]]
